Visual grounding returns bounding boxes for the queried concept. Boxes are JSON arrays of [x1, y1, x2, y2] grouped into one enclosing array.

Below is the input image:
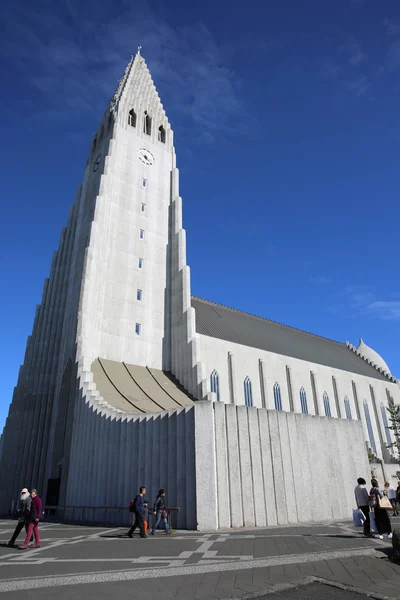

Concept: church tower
[[0, 51, 208, 513]]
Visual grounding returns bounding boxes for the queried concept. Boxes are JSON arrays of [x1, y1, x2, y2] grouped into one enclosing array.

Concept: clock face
[[93, 154, 102, 172], [138, 148, 155, 166]]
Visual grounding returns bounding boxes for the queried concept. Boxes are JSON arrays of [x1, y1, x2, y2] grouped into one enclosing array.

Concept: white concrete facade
[[199, 334, 400, 464]]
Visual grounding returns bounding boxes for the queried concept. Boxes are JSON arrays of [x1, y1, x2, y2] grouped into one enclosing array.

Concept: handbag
[[353, 508, 365, 528], [379, 496, 392, 510]]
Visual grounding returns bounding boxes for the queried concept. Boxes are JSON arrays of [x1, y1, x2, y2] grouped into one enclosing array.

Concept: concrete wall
[[194, 402, 370, 530], [65, 398, 197, 529], [198, 335, 400, 463]]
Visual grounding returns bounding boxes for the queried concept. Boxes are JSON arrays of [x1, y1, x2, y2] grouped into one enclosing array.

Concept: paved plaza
[[0, 517, 400, 599]]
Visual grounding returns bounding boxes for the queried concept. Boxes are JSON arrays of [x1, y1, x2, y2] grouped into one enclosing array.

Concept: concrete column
[[351, 380, 362, 420], [268, 410, 288, 524], [310, 371, 323, 416], [185, 406, 196, 530], [194, 402, 218, 530], [176, 408, 187, 529], [258, 360, 267, 408], [332, 376, 342, 419], [303, 415, 320, 522], [214, 402, 230, 528], [248, 409, 266, 526], [237, 406, 255, 527], [225, 405, 243, 527], [291, 414, 310, 523], [277, 412, 297, 523], [228, 352, 237, 404], [286, 366, 295, 412], [257, 409, 277, 525]]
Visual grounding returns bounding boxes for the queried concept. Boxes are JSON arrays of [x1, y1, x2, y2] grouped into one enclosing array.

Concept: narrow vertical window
[[273, 382, 282, 411], [141, 202, 145, 213], [210, 370, 220, 402], [135, 323, 141, 336], [364, 400, 377, 454], [300, 387, 308, 414], [128, 109, 137, 127], [323, 392, 331, 417], [144, 112, 152, 135], [244, 376, 253, 407], [139, 229, 144, 240], [344, 396, 352, 420], [158, 125, 166, 143], [137, 289, 142, 301], [142, 178, 147, 188], [92, 136, 97, 152], [380, 402, 392, 450], [108, 112, 113, 130], [138, 258, 143, 269], [99, 125, 104, 140]]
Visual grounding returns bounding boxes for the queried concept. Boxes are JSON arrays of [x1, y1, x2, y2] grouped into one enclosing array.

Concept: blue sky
[[1, 0, 400, 431]]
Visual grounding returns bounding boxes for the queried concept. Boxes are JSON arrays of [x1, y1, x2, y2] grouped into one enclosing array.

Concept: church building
[[0, 51, 398, 530]]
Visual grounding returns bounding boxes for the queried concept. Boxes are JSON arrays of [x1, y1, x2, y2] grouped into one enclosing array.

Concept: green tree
[[385, 397, 400, 463]]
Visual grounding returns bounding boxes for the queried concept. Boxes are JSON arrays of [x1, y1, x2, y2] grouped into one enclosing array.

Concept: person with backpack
[[127, 487, 147, 539], [151, 489, 170, 536]]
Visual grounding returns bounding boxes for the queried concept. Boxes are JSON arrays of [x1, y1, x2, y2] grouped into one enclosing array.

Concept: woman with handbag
[[151, 489, 170, 536], [370, 479, 392, 540]]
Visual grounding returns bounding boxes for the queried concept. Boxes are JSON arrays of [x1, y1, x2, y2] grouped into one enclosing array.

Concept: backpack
[[129, 497, 136, 513]]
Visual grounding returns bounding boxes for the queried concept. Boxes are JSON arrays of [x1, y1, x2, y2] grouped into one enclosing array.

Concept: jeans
[[359, 505, 370, 535], [22, 521, 40, 547], [9, 521, 27, 545], [152, 511, 169, 535], [128, 511, 146, 537]]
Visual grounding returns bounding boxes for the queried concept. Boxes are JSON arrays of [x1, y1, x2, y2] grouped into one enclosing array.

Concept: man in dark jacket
[[19, 489, 42, 549], [7, 488, 31, 547], [128, 487, 147, 539]]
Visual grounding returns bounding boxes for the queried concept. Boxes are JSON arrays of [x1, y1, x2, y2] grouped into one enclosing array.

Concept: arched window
[[144, 112, 152, 135], [323, 392, 331, 417], [380, 402, 392, 450], [273, 382, 282, 411], [158, 125, 166, 143], [299, 387, 308, 414], [108, 112, 113, 130], [364, 400, 377, 454], [344, 396, 352, 420], [99, 125, 104, 140], [210, 370, 220, 402], [244, 376, 253, 407], [128, 109, 136, 127]]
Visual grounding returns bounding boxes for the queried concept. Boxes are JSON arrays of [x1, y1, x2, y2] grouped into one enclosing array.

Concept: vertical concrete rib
[[248, 408, 266, 526], [185, 407, 196, 529], [225, 404, 242, 527], [214, 402, 230, 528]]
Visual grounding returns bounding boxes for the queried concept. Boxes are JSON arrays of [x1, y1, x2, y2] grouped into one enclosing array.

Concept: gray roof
[[191, 297, 390, 382]]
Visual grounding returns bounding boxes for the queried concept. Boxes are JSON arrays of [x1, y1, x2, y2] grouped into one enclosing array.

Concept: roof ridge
[[191, 295, 345, 347]]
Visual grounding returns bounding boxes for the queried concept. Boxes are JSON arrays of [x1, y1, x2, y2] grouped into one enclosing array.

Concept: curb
[[222, 575, 398, 600], [311, 576, 397, 600]]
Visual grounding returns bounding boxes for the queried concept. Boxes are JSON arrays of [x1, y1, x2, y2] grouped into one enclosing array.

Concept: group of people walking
[[127, 487, 170, 539], [354, 477, 399, 539], [7, 488, 42, 549]]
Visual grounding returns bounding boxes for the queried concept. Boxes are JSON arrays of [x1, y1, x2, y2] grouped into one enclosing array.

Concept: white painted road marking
[[0, 547, 381, 593]]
